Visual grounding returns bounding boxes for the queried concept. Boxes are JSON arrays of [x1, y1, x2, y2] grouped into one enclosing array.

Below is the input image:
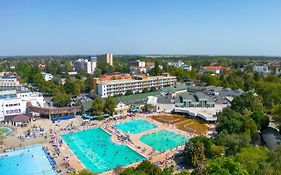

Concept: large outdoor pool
[[0, 144, 56, 175], [62, 127, 145, 173], [140, 130, 188, 152], [115, 118, 157, 134]]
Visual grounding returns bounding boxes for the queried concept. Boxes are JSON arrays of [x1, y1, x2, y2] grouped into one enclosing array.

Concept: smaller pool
[[115, 118, 157, 134], [140, 130, 188, 152], [0, 144, 56, 175], [0, 126, 12, 136]]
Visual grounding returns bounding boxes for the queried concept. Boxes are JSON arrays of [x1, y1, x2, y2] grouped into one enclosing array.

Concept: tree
[[214, 132, 250, 156], [52, 88, 71, 107], [230, 91, 263, 114], [268, 144, 281, 175], [71, 169, 97, 175], [125, 90, 133, 96], [135, 160, 162, 175], [235, 147, 271, 175], [143, 104, 155, 112], [184, 139, 207, 172], [142, 88, 149, 93], [91, 98, 104, 115], [205, 157, 249, 175], [273, 105, 281, 133], [104, 97, 116, 115]]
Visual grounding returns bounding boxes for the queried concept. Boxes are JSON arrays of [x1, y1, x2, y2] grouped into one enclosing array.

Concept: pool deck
[[0, 113, 203, 175]]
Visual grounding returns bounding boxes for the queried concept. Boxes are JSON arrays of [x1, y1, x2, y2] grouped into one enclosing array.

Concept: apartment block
[[104, 53, 113, 66], [93, 75, 177, 98]]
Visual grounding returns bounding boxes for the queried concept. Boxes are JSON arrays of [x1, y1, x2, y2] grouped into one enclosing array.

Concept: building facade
[[175, 92, 215, 108], [74, 57, 97, 74], [0, 90, 45, 121], [104, 53, 113, 66], [198, 66, 225, 74], [41, 72, 53, 81], [0, 74, 20, 91], [93, 75, 177, 98], [253, 65, 269, 74]]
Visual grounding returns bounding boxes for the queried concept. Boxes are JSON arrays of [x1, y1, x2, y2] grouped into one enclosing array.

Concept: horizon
[[1, 0, 281, 56]]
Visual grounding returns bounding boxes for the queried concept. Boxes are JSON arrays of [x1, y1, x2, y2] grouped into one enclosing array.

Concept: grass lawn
[[151, 114, 187, 124], [176, 120, 208, 135], [150, 114, 208, 135]]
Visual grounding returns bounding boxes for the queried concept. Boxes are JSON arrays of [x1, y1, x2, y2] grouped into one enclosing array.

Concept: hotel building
[[0, 90, 45, 121], [93, 74, 177, 98], [0, 73, 20, 91]]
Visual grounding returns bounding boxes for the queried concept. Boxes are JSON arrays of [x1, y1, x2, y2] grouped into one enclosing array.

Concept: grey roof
[[157, 95, 174, 104], [195, 92, 208, 100], [262, 127, 281, 150]]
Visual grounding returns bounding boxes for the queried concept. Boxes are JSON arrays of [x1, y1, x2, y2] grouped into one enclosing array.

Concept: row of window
[[6, 109, 21, 114], [5, 103, 20, 107]]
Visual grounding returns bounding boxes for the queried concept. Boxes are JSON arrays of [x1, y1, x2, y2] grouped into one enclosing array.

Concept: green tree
[[230, 91, 263, 114], [273, 105, 281, 133], [104, 97, 117, 115], [214, 132, 250, 156], [135, 160, 162, 175], [184, 140, 207, 172], [268, 144, 281, 175], [71, 169, 97, 175], [91, 98, 104, 115], [235, 147, 271, 175], [125, 90, 133, 96], [205, 157, 249, 175], [52, 88, 71, 107]]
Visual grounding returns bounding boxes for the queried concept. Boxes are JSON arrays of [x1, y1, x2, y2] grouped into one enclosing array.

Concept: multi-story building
[[168, 60, 192, 71], [104, 53, 113, 66], [0, 90, 45, 121], [74, 57, 97, 74], [93, 75, 177, 98], [253, 65, 270, 74], [198, 66, 225, 74], [0, 73, 20, 91], [168, 60, 185, 68], [128, 60, 146, 67], [175, 92, 215, 108], [129, 66, 147, 74]]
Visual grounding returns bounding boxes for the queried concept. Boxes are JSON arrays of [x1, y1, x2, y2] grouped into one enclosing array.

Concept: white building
[[128, 60, 146, 67], [253, 65, 270, 74], [0, 90, 45, 121], [93, 75, 177, 98], [74, 57, 97, 74], [0, 74, 20, 90], [41, 72, 53, 81], [168, 60, 185, 68], [104, 53, 113, 66], [168, 60, 192, 71]]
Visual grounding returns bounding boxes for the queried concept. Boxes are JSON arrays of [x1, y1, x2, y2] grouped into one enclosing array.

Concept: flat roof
[[99, 76, 176, 85]]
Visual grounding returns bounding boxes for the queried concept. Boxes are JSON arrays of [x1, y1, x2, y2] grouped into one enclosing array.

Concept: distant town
[[0, 54, 281, 175]]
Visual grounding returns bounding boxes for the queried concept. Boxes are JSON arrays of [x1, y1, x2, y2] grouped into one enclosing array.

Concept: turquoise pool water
[[115, 118, 157, 134], [140, 130, 188, 152], [0, 144, 56, 175], [62, 128, 145, 173]]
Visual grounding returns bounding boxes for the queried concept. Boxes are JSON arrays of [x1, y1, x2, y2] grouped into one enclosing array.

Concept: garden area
[[150, 114, 208, 135]]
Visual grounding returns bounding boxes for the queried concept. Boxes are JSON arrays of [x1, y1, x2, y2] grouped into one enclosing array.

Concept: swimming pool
[[115, 118, 157, 134], [62, 128, 145, 173], [140, 130, 188, 152], [0, 144, 56, 175]]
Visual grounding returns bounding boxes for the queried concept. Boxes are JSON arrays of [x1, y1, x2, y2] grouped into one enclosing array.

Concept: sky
[[0, 0, 281, 56]]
